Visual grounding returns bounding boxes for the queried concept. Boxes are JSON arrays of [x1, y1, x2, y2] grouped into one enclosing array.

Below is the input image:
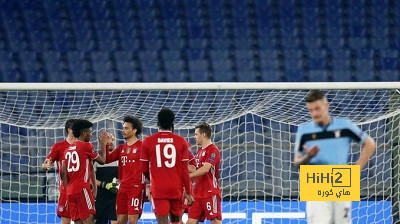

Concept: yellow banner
[[300, 165, 360, 201]]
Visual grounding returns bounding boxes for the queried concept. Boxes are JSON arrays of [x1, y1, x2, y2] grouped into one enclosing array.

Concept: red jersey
[[193, 144, 221, 198], [106, 140, 144, 189], [188, 149, 196, 166], [64, 141, 98, 195], [46, 140, 72, 194], [140, 131, 191, 199]]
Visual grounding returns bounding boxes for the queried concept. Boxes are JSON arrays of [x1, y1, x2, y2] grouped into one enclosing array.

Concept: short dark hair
[[65, 119, 79, 133], [305, 90, 326, 103], [123, 115, 143, 136], [72, 119, 93, 138], [195, 122, 212, 138], [157, 108, 175, 130]]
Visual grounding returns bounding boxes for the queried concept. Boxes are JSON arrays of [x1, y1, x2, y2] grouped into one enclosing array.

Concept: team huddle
[[42, 108, 222, 224]]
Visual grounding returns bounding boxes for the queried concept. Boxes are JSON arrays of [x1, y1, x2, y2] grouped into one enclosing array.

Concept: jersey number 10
[[155, 144, 176, 168]]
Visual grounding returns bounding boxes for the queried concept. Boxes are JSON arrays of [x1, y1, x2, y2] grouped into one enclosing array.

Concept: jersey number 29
[[155, 144, 176, 168], [65, 151, 80, 172]]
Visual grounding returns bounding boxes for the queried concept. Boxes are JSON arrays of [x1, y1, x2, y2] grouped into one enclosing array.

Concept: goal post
[[0, 82, 399, 223]]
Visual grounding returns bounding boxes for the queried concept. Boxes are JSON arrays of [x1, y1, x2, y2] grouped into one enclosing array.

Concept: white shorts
[[306, 201, 351, 224]]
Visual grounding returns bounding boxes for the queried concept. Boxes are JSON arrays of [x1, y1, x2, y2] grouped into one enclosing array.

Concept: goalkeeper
[[293, 90, 376, 224], [94, 139, 119, 224], [100, 115, 145, 224]]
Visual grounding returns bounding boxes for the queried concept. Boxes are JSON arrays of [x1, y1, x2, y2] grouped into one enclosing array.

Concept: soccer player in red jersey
[[41, 119, 78, 224], [61, 119, 107, 224], [102, 115, 145, 224], [187, 122, 222, 224], [140, 108, 194, 224]]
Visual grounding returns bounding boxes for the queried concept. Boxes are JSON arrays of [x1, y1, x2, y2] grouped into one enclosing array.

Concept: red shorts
[[56, 192, 70, 218], [188, 194, 222, 222], [151, 197, 182, 216], [116, 187, 145, 215], [67, 188, 96, 221]]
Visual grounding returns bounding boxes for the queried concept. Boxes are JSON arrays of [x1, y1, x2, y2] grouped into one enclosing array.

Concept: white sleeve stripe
[[182, 159, 189, 161], [140, 159, 149, 161]]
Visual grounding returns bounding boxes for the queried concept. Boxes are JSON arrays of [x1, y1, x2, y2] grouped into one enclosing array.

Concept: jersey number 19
[[155, 144, 176, 168]]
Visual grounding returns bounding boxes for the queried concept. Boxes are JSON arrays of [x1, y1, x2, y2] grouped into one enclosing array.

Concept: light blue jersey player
[[293, 90, 376, 224]]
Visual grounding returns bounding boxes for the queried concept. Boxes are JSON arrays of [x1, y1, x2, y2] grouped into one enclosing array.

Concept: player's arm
[[181, 159, 194, 205], [61, 160, 69, 189], [90, 163, 97, 198], [42, 144, 58, 171], [355, 136, 376, 169], [41, 158, 54, 171], [140, 140, 150, 180], [293, 145, 319, 167], [189, 162, 212, 178]]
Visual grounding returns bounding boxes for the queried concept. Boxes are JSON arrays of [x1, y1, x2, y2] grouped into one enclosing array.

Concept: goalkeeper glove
[[100, 178, 119, 194]]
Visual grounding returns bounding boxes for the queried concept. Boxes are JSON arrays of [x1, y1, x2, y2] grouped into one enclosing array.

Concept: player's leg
[[306, 201, 333, 224], [61, 217, 71, 224], [127, 186, 145, 224], [58, 193, 71, 224], [152, 198, 171, 224], [82, 214, 95, 224], [169, 198, 186, 224], [333, 201, 351, 224], [202, 195, 222, 224], [187, 197, 204, 224], [116, 189, 128, 224]]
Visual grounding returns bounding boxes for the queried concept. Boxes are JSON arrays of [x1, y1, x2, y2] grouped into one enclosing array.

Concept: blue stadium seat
[[140, 61, 161, 73], [189, 60, 209, 72], [237, 71, 258, 82], [285, 70, 306, 82], [114, 51, 133, 62], [18, 52, 40, 72], [117, 72, 141, 82], [116, 61, 136, 73], [164, 60, 185, 72], [379, 70, 399, 81], [209, 50, 230, 61], [260, 59, 280, 70], [235, 59, 255, 71], [185, 49, 206, 60], [120, 39, 141, 51], [161, 51, 181, 61], [260, 71, 283, 82], [331, 71, 352, 82], [211, 60, 233, 72], [0, 71, 21, 82], [354, 71, 375, 81], [71, 72, 92, 82], [332, 59, 351, 71], [188, 71, 209, 82], [142, 72, 164, 82], [95, 72, 115, 82], [308, 71, 329, 82], [0, 52, 16, 71], [211, 39, 230, 50], [355, 59, 374, 71], [213, 71, 235, 82], [166, 39, 186, 50], [308, 58, 327, 70], [234, 39, 253, 50], [235, 50, 253, 60], [47, 72, 69, 82], [165, 71, 187, 82]]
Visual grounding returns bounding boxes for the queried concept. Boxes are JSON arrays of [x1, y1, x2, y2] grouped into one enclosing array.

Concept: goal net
[[0, 83, 399, 223]]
